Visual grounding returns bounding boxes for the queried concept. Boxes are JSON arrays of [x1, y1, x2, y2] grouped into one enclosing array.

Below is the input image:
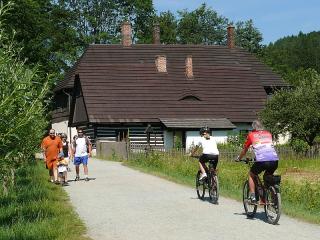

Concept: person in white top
[[72, 129, 92, 181], [191, 127, 219, 180]]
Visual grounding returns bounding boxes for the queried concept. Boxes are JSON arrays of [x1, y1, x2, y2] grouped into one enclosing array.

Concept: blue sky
[[153, 0, 320, 44]]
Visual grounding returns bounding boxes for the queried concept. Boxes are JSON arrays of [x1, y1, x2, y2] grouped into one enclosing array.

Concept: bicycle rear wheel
[[264, 186, 281, 224], [243, 180, 257, 218], [209, 173, 219, 204], [196, 170, 205, 200]]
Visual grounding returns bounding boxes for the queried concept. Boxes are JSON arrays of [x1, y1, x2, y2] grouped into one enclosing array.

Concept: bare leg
[[53, 167, 58, 182], [49, 169, 54, 181], [64, 171, 68, 182], [83, 165, 88, 176], [199, 162, 206, 175], [75, 165, 80, 176], [249, 171, 256, 193]]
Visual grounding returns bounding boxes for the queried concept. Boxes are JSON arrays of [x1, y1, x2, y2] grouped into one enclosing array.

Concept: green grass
[[124, 152, 320, 224], [0, 161, 91, 240]]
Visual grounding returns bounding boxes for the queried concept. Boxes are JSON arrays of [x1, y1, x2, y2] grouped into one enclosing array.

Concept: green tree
[[235, 19, 263, 53], [120, 0, 155, 44], [177, 3, 228, 45], [2, 0, 80, 79], [260, 31, 320, 78], [64, 0, 155, 44], [157, 11, 178, 44], [260, 68, 320, 147], [2, 0, 156, 80]]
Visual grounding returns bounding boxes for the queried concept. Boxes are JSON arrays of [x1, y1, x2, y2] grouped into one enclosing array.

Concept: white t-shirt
[[74, 137, 88, 157], [197, 137, 219, 155]]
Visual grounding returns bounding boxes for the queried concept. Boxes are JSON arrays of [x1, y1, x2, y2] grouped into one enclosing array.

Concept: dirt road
[[65, 159, 320, 240]]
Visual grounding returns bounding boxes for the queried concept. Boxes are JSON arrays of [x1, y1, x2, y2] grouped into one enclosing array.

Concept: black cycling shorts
[[251, 161, 278, 175], [199, 154, 219, 169]]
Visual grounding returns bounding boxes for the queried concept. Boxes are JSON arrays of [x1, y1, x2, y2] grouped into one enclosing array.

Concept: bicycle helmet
[[199, 126, 210, 136]]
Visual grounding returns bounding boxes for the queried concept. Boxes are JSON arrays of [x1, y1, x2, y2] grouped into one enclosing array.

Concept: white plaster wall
[[211, 130, 228, 144], [164, 130, 174, 150], [186, 131, 202, 152], [52, 121, 77, 142]]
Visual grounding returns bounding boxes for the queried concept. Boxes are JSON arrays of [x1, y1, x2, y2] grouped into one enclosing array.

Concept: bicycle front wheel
[[264, 186, 281, 224], [196, 170, 205, 200], [209, 174, 219, 204], [243, 180, 257, 218]]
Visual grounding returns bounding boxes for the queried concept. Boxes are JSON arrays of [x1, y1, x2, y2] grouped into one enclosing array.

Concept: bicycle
[[195, 159, 219, 204], [237, 158, 281, 224]]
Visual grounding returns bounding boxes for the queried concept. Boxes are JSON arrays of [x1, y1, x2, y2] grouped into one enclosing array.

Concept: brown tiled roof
[[160, 118, 236, 129], [66, 44, 287, 124]]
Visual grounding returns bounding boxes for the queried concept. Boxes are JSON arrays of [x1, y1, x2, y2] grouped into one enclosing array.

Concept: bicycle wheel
[[243, 180, 257, 218], [196, 170, 205, 200], [264, 186, 281, 224], [209, 173, 219, 204]]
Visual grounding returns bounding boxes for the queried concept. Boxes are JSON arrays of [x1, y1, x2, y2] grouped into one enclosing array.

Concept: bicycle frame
[[238, 158, 282, 224], [196, 159, 219, 204], [240, 159, 272, 204]]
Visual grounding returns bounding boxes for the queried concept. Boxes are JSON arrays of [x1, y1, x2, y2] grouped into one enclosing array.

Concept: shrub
[[290, 139, 309, 154], [0, 3, 50, 194]]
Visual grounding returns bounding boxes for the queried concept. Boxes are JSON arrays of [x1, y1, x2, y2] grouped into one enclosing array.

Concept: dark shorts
[[251, 161, 278, 175], [199, 154, 219, 169]]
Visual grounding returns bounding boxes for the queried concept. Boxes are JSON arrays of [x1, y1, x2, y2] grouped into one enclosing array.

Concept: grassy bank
[[0, 161, 90, 240], [124, 152, 320, 224]]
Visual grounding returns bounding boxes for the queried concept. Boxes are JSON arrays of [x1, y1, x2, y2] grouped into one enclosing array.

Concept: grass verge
[[0, 161, 91, 240], [124, 152, 320, 225]]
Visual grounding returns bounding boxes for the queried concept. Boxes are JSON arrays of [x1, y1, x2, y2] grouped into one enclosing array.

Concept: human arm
[[236, 133, 251, 161], [86, 137, 92, 157], [58, 137, 63, 157], [68, 142, 73, 160], [41, 139, 46, 162], [88, 144, 92, 157], [190, 145, 200, 156]]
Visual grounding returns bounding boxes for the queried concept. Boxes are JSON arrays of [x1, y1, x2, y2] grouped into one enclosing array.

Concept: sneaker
[[62, 182, 69, 186], [248, 192, 256, 203], [85, 177, 89, 182], [75, 176, 80, 181], [199, 173, 207, 181]]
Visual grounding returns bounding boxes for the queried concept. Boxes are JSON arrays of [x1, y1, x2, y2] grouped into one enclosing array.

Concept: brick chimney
[[185, 55, 193, 79], [155, 55, 167, 73], [153, 23, 160, 44], [227, 25, 235, 49], [121, 21, 132, 47]]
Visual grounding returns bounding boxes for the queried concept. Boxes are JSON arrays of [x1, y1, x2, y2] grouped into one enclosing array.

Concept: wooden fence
[[129, 143, 320, 161]]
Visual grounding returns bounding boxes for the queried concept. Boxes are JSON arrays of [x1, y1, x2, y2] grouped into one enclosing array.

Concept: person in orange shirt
[[41, 129, 63, 183]]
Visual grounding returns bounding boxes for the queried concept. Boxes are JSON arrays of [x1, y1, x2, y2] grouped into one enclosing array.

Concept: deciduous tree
[[260, 68, 320, 147]]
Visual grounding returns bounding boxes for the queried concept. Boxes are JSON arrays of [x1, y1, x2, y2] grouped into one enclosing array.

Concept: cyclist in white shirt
[[192, 127, 219, 180]]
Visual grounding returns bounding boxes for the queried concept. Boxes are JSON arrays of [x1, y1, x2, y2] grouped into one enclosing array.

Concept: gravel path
[[64, 158, 320, 240]]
